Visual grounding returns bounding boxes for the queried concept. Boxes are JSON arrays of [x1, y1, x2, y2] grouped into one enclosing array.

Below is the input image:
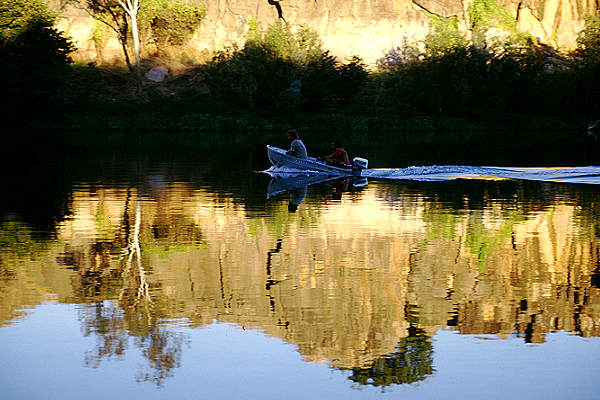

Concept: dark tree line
[[203, 15, 600, 122], [1, 0, 598, 130]]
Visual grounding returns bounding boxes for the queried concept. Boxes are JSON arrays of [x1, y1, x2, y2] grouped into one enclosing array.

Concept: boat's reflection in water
[[265, 171, 368, 211]]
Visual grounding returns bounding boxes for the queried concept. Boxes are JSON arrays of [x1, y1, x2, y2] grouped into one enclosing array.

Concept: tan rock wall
[[507, 0, 599, 47], [49, 0, 598, 65]]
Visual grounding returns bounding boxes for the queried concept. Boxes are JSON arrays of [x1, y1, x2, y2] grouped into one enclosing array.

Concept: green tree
[[423, 14, 467, 58], [79, 0, 142, 83], [0, 0, 74, 115], [576, 14, 600, 66], [248, 19, 322, 63], [117, 0, 142, 83], [206, 20, 368, 112], [468, 0, 529, 46], [573, 14, 600, 118], [138, 0, 206, 55], [206, 42, 297, 110], [206, 20, 322, 110], [81, 0, 134, 69], [0, 0, 54, 34]]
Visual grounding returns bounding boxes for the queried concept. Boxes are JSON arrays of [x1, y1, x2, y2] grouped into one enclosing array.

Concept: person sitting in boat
[[285, 129, 307, 159], [319, 140, 350, 167]]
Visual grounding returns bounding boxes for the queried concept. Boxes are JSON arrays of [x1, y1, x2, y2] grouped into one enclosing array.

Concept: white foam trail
[[362, 166, 600, 184]]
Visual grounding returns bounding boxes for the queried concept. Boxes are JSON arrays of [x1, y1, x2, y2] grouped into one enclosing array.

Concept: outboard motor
[[351, 157, 368, 175], [352, 157, 368, 169]]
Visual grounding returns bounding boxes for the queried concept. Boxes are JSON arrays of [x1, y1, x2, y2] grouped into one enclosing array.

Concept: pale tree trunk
[[117, 0, 142, 86]]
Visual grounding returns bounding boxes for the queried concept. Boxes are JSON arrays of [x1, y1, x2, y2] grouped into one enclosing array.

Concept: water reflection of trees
[[74, 195, 189, 386], [345, 326, 434, 388], [134, 326, 187, 385], [79, 301, 187, 386], [3, 176, 600, 387], [80, 302, 128, 367], [395, 180, 600, 342]]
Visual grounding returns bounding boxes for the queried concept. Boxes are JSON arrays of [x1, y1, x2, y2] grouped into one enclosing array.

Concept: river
[[0, 139, 599, 399]]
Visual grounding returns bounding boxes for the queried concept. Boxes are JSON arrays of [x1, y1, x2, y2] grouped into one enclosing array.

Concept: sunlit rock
[[145, 66, 169, 83]]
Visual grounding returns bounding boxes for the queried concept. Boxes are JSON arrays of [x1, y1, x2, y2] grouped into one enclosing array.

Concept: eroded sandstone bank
[[52, 0, 599, 65]]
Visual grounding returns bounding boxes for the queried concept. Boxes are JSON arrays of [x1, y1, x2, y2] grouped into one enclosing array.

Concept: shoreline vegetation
[[1, 0, 599, 156]]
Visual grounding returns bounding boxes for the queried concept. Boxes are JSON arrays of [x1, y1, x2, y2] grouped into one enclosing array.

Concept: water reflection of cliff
[[1, 179, 599, 386]]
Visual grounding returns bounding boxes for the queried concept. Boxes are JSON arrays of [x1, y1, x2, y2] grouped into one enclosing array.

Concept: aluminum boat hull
[[266, 145, 360, 176]]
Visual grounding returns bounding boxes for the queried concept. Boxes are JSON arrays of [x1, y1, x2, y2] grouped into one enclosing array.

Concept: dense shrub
[[206, 21, 368, 113], [572, 14, 600, 118], [337, 56, 369, 102], [139, 0, 206, 54], [468, 0, 531, 45], [0, 0, 54, 34], [300, 51, 339, 110], [206, 43, 298, 110], [373, 14, 599, 120], [297, 51, 368, 110], [0, 0, 74, 116], [423, 13, 467, 58], [370, 0, 572, 118], [576, 15, 600, 65], [247, 19, 322, 64]]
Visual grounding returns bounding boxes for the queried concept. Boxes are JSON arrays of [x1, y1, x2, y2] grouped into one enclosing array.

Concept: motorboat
[[266, 145, 368, 176]]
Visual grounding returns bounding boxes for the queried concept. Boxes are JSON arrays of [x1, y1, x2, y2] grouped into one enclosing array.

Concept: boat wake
[[264, 159, 600, 185], [362, 165, 600, 185]]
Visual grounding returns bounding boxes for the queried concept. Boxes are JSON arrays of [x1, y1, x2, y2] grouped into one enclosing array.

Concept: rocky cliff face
[[54, 0, 598, 65]]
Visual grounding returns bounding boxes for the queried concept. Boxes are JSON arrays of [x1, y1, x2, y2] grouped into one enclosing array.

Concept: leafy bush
[[572, 14, 600, 117], [423, 13, 467, 58], [139, 0, 206, 54], [337, 56, 369, 102], [377, 38, 554, 116], [301, 53, 368, 109], [247, 18, 322, 63], [300, 51, 339, 109], [206, 42, 298, 110], [468, 0, 530, 45], [575, 14, 600, 66], [0, 0, 55, 33], [206, 20, 368, 112], [0, 0, 74, 115]]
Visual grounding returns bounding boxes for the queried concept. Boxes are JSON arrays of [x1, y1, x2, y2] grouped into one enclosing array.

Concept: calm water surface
[[1, 145, 599, 399]]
